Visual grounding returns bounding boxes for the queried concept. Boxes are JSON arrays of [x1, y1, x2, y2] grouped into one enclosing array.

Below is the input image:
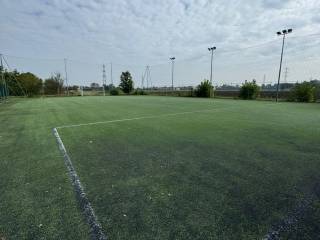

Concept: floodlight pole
[[208, 47, 216, 97], [276, 29, 292, 102], [276, 34, 285, 102], [170, 57, 175, 91], [208, 47, 216, 86], [64, 58, 69, 96]]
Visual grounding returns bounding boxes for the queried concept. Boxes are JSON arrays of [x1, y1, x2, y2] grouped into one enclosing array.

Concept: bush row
[[111, 79, 319, 103], [238, 80, 319, 102]]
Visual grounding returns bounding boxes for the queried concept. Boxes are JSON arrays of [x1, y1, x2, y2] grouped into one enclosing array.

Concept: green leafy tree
[[195, 79, 213, 98], [290, 82, 315, 102], [239, 80, 260, 100], [119, 71, 134, 94], [1, 68, 26, 96], [44, 72, 64, 95], [17, 72, 42, 97]]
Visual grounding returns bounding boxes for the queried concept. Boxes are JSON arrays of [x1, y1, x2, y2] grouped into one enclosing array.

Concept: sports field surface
[[1, 96, 320, 239]]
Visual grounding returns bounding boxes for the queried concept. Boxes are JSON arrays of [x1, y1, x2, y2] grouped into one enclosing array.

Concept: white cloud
[[1, 0, 320, 86]]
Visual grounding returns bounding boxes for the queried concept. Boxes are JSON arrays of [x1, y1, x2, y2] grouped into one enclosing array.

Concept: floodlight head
[[282, 29, 287, 34], [288, 28, 292, 33], [213, 46, 216, 50], [170, 57, 175, 60], [208, 48, 211, 51], [277, 31, 282, 35]]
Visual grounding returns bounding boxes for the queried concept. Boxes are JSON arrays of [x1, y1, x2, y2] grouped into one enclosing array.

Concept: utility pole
[[276, 28, 292, 102], [141, 66, 151, 90], [110, 62, 113, 87], [146, 66, 151, 90], [170, 57, 175, 91], [208, 46, 216, 97], [64, 58, 69, 96], [141, 73, 144, 89], [146, 66, 149, 89], [102, 64, 106, 96], [148, 66, 151, 89], [262, 74, 266, 90]]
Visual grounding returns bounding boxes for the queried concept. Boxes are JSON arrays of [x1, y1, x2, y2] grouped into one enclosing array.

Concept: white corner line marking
[[53, 127, 107, 240]]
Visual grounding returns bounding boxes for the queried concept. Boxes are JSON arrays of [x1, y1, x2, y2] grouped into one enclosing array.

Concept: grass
[[0, 98, 90, 239], [1, 96, 320, 239]]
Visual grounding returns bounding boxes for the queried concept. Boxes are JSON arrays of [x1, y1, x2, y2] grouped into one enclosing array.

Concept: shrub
[[290, 82, 315, 102], [315, 86, 320, 102], [195, 79, 213, 98], [133, 89, 147, 95], [110, 88, 120, 96], [239, 80, 260, 100]]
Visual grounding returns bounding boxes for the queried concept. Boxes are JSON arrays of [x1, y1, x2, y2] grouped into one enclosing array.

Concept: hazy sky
[[1, 0, 320, 87]]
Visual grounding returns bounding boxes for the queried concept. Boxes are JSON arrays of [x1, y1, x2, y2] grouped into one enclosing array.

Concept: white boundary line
[[52, 107, 227, 239], [53, 102, 294, 239], [262, 193, 317, 240], [55, 101, 281, 130], [53, 128, 107, 240], [56, 107, 227, 129]]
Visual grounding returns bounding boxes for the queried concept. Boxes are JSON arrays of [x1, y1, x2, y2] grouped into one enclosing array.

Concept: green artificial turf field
[[1, 96, 320, 239]]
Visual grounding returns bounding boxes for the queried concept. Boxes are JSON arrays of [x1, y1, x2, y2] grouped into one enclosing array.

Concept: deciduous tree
[[119, 71, 134, 94]]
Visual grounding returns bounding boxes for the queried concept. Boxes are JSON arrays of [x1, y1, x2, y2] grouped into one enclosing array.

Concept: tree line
[[1, 66, 319, 102], [0, 67, 135, 97], [0, 67, 65, 97], [238, 79, 320, 102]]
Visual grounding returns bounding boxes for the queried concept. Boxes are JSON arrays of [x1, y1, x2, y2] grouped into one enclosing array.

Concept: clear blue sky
[[1, 0, 320, 87]]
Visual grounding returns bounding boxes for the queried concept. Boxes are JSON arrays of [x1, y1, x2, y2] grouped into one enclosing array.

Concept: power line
[[2, 32, 320, 68]]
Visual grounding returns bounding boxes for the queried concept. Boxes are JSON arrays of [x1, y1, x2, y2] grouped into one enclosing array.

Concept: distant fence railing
[[215, 89, 292, 99], [24, 88, 319, 102], [144, 89, 293, 100]]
